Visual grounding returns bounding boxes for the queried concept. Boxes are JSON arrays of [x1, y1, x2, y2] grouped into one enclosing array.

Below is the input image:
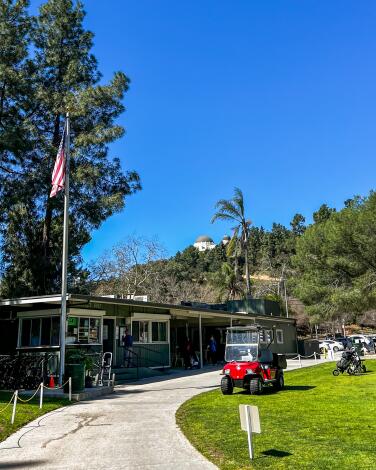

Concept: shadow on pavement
[[135, 385, 219, 393], [115, 366, 222, 387], [97, 384, 219, 399], [0, 461, 47, 468]]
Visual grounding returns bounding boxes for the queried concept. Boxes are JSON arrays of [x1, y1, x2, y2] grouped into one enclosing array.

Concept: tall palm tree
[[208, 262, 244, 301], [211, 187, 252, 295]]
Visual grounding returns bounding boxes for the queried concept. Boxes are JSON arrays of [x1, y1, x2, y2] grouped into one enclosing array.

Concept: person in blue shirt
[[207, 335, 217, 365]]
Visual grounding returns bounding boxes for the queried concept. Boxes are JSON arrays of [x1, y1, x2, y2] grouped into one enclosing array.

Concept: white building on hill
[[194, 235, 216, 251], [194, 235, 231, 251]]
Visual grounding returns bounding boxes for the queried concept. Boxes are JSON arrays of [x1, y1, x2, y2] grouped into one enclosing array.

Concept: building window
[[260, 329, 273, 343], [152, 322, 167, 342], [30, 318, 41, 346], [67, 317, 79, 344], [21, 319, 32, 347], [132, 321, 149, 343], [51, 317, 60, 345], [276, 329, 284, 344], [67, 317, 101, 344], [20, 317, 61, 347], [41, 318, 51, 345]]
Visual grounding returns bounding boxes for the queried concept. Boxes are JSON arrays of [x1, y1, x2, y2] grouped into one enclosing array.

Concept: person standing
[[183, 337, 193, 370], [122, 328, 133, 368], [327, 342, 334, 360], [208, 335, 217, 365]]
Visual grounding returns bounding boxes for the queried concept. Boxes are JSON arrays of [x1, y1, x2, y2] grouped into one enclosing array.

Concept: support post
[[11, 391, 18, 425], [314, 351, 317, 362], [68, 377, 72, 401], [245, 405, 254, 460], [39, 383, 44, 409], [283, 278, 289, 318], [199, 314, 203, 369], [299, 354, 302, 368]]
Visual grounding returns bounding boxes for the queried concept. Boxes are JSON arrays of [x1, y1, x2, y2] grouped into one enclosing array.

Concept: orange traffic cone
[[49, 375, 55, 388]]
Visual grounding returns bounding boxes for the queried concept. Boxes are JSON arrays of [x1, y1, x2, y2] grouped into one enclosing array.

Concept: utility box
[[64, 363, 85, 393], [273, 353, 287, 369], [298, 339, 320, 357]]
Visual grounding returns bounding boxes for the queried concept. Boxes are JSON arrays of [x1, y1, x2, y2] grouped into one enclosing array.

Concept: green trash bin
[[64, 363, 85, 393]]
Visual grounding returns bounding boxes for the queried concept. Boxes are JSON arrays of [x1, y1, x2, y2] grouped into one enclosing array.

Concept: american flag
[[50, 124, 67, 198]]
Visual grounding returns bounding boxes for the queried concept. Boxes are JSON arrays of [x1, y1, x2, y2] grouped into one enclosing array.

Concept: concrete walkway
[[0, 359, 330, 469], [0, 368, 221, 469]]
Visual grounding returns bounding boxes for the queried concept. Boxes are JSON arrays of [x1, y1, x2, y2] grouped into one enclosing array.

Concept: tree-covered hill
[[89, 192, 376, 331]]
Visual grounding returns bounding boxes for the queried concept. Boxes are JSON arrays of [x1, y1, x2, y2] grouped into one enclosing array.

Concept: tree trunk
[[244, 246, 251, 296], [243, 229, 251, 297]]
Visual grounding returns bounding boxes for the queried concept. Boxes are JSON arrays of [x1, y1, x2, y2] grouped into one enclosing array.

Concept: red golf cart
[[220, 326, 287, 395]]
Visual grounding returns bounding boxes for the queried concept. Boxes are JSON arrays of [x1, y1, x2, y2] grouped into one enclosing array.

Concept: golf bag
[[333, 348, 366, 376], [336, 350, 353, 373]]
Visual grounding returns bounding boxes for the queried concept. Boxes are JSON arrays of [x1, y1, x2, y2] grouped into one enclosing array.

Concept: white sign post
[[239, 405, 261, 460]]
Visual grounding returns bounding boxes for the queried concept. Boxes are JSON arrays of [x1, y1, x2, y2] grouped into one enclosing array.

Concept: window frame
[[18, 314, 102, 348], [259, 329, 273, 344], [132, 319, 169, 344], [132, 320, 149, 343], [67, 316, 102, 345], [19, 316, 60, 348], [151, 321, 168, 343], [276, 329, 284, 344]]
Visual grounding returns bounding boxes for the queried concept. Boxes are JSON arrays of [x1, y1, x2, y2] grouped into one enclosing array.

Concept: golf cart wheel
[[249, 378, 262, 395], [273, 373, 284, 390], [333, 346, 339, 352], [332, 369, 340, 376], [347, 368, 355, 375], [362, 364, 367, 373], [221, 376, 233, 395]]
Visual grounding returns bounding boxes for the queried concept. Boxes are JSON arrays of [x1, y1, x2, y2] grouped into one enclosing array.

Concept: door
[[103, 319, 115, 354]]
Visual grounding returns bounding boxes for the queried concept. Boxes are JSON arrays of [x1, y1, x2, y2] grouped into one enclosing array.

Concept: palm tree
[[211, 188, 252, 295], [208, 262, 244, 301]]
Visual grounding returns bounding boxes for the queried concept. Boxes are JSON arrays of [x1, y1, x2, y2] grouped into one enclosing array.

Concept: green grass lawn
[[0, 391, 69, 443], [176, 362, 376, 470]]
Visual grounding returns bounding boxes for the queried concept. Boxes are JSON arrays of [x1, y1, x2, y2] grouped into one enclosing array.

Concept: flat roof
[[0, 293, 296, 324]]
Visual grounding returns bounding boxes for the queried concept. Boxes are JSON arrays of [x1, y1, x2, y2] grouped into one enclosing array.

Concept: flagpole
[[59, 112, 70, 386]]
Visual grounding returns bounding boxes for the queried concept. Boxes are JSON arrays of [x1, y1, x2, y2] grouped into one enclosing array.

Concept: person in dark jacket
[[183, 337, 193, 370], [122, 328, 133, 368]]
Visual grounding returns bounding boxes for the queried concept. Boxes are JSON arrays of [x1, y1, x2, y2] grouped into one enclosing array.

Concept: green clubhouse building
[[0, 294, 297, 373]]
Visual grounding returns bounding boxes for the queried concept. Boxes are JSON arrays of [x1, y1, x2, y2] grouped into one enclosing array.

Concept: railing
[[133, 344, 169, 371], [0, 353, 57, 391], [124, 348, 139, 380]]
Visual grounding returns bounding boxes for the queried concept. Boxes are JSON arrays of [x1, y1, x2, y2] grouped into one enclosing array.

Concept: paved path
[[0, 368, 221, 470], [0, 359, 331, 470]]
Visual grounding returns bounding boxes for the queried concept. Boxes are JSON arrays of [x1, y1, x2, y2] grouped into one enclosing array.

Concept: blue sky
[[32, 1, 376, 261]]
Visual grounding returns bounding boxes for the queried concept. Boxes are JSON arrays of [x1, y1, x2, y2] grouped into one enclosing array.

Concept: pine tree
[[0, 0, 34, 170], [0, 0, 140, 297]]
